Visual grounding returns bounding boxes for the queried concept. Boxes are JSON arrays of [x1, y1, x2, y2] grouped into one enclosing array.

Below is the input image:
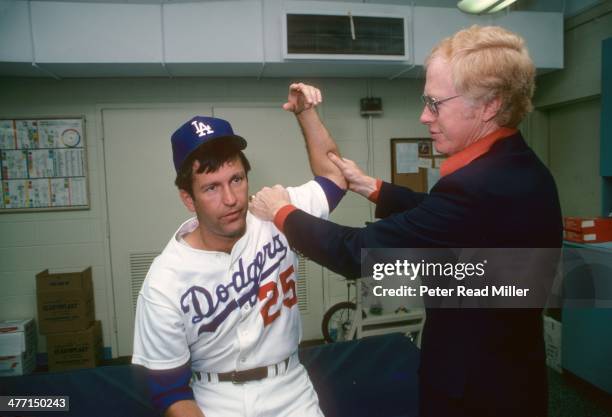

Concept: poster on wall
[[0, 117, 89, 212]]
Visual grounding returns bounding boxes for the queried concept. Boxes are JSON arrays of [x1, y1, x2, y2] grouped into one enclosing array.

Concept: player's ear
[[179, 189, 196, 212]]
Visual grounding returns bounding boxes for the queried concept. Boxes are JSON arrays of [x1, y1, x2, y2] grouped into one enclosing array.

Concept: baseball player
[[132, 83, 346, 417]]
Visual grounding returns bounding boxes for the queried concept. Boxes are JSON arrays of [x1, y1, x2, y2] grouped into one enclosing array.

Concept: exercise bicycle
[[321, 278, 425, 345]]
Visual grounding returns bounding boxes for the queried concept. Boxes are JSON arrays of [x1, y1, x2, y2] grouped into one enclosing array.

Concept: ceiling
[[5, 0, 604, 17], [0, 0, 601, 79]]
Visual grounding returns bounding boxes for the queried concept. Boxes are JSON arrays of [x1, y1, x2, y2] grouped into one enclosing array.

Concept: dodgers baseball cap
[[171, 116, 247, 172]]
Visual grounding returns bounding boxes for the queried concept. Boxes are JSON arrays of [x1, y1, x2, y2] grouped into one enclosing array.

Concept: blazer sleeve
[[375, 181, 429, 219], [283, 177, 474, 279]]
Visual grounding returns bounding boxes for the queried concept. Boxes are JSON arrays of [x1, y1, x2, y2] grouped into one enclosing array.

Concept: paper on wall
[[1, 118, 88, 210], [1, 150, 28, 179], [0, 120, 15, 149], [418, 158, 432, 169], [70, 178, 88, 206], [15, 120, 39, 149], [396, 143, 419, 174]]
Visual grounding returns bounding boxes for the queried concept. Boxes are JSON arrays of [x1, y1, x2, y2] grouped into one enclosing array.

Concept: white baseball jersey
[[132, 180, 328, 373]]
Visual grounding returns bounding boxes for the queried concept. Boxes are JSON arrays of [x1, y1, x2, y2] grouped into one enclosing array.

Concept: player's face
[[184, 156, 249, 246]]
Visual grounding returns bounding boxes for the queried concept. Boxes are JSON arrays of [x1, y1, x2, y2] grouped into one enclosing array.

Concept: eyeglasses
[[420, 94, 461, 115]]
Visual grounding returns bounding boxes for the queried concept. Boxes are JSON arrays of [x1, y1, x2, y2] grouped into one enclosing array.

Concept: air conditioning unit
[[283, 11, 409, 61]]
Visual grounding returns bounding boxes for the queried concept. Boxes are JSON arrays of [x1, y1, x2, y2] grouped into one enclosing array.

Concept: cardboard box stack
[[0, 318, 37, 376], [563, 216, 612, 243], [36, 267, 102, 372], [46, 321, 103, 371]]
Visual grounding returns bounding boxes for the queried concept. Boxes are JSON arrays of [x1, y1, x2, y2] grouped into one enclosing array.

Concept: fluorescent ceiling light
[[457, 0, 518, 14], [487, 0, 519, 13]]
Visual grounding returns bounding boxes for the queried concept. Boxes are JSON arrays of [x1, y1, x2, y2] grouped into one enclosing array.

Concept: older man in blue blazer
[[251, 25, 562, 417]]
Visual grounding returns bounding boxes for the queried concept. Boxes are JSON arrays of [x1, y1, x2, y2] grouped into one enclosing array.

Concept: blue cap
[[171, 116, 247, 172]]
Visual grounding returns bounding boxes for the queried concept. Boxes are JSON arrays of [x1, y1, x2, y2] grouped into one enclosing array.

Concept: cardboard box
[[0, 351, 36, 377], [0, 318, 37, 376], [47, 320, 103, 372], [563, 217, 612, 243], [36, 267, 95, 334], [543, 316, 562, 373], [564, 229, 612, 243], [564, 216, 612, 232]]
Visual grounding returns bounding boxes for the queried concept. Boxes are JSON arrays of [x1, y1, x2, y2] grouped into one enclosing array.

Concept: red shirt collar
[[439, 127, 517, 178]]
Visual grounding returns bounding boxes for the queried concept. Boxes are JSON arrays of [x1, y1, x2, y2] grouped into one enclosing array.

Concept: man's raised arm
[[284, 83, 347, 191]]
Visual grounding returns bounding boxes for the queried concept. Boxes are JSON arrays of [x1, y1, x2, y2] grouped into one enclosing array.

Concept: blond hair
[[425, 25, 535, 127]]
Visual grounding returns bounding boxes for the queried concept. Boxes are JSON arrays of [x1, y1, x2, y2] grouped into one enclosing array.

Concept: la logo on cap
[[191, 120, 215, 137]]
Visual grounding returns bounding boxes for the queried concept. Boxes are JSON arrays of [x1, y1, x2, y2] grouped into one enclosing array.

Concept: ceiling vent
[[283, 13, 408, 61]]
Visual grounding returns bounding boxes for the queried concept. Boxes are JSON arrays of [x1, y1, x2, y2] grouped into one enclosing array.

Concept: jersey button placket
[[236, 320, 249, 369]]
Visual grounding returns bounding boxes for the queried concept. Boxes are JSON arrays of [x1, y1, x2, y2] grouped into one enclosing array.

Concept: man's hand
[[249, 185, 291, 221], [328, 153, 377, 198], [283, 83, 322, 115]]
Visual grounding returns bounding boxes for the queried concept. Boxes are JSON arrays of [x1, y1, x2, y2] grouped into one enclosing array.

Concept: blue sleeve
[[145, 362, 194, 412], [314, 176, 346, 212], [375, 181, 428, 219]]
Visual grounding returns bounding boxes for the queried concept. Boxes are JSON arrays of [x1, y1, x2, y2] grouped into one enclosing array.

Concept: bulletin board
[[0, 117, 89, 212], [390, 138, 445, 192]]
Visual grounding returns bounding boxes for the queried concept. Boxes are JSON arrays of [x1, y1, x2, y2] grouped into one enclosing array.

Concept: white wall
[[535, 1, 612, 106], [531, 0, 612, 218], [547, 98, 601, 217], [0, 76, 427, 355]]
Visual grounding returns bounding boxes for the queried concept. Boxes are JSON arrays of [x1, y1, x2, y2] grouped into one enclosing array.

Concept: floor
[[548, 369, 612, 417]]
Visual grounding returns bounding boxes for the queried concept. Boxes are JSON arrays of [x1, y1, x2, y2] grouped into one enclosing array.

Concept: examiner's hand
[[328, 153, 377, 198], [249, 185, 291, 222], [283, 83, 322, 115]]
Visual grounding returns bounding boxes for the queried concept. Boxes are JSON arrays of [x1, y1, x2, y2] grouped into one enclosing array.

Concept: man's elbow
[[323, 172, 348, 191]]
